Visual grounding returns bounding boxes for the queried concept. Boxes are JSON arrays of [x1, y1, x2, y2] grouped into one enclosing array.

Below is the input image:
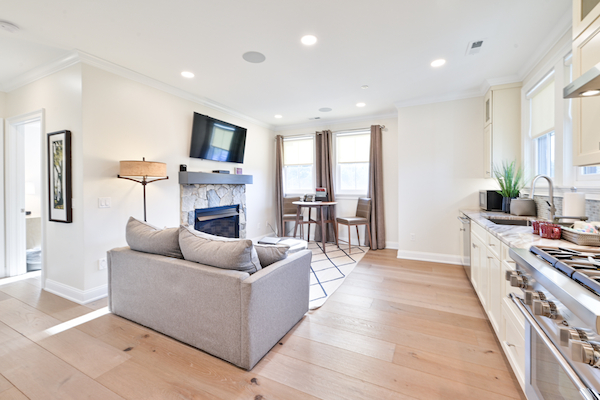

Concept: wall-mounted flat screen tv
[[189, 112, 247, 164]]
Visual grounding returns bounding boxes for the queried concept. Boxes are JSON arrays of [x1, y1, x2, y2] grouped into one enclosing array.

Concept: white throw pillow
[[125, 217, 183, 259], [254, 243, 291, 267], [178, 226, 262, 273]]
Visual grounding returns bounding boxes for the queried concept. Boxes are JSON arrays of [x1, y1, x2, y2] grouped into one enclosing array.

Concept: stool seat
[[336, 216, 368, 225]]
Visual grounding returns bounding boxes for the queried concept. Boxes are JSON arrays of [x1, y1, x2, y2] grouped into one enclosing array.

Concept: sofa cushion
[[254, 243, 291, 267], [179, 226, 262, 273], [126, 217, 183, 259]]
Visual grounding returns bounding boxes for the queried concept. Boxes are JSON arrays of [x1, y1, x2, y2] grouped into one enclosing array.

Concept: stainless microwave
[[479, 190, 502, 211]]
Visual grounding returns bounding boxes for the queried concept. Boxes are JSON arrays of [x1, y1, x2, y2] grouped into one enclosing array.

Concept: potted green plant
[[493, 161, 524, 213]]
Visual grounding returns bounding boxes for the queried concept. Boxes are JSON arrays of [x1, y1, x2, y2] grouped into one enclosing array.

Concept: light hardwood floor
[[0, 250, 525, 399]]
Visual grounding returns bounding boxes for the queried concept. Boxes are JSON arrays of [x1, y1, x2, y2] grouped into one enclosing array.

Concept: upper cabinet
[[483, 83, 522, 178], [573, 0, 600, 40], [572, 0, 600, 166]]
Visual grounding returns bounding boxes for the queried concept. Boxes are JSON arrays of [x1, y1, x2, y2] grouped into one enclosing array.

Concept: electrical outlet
[[410, 233, 416, 241], [257, 223, 261, 230], [98, 258, 107, 270]]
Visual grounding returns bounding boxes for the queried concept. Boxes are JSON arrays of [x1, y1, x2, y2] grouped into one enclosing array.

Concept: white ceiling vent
[[466, 40, 484, 56]]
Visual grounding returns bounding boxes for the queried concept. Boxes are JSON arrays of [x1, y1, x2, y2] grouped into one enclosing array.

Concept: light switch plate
[[98, 258, 107, 270], [98, 197, 111, 208]]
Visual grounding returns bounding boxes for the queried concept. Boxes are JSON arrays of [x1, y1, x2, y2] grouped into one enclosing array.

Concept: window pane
[[531, 81, 555, 138], [284, 165, 312, 192], [338, 133, 370, 163], [582, 165, 600, 175], [339, 162, 369, 192], [536, 131, 555, 177]]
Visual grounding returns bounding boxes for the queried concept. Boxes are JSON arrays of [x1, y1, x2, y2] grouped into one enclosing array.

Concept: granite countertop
[[460, 209, 600, 252]]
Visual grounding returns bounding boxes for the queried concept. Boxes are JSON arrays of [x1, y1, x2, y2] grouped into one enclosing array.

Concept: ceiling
[[0, 0, 572, 128]]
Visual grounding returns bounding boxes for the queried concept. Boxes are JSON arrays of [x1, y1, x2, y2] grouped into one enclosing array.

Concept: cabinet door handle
[[488, 256, 494, 259], [489, 243, 496, 247], [504, 341, 516, 348], [472, 243, 478, 248]]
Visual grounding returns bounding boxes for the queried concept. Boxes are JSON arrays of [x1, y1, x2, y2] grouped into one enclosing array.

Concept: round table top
[[292, 201, 338, 206]]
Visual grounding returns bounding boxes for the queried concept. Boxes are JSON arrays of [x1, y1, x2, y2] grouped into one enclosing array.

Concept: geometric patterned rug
[[308, 242, 369, 309]]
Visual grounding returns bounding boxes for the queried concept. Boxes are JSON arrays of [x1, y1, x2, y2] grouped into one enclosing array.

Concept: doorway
[[4, 110, 46, 279]]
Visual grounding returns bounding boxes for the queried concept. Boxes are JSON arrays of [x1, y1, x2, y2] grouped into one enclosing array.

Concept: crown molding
[[517, 12, 572, 81], [0, 51, 80, 92], [394, 89, 481, 109], [75, 51, 272, 130], [0, 49, 273, 130], [272, 111, 398, 132]]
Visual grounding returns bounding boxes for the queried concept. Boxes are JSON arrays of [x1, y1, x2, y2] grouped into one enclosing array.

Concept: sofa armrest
[[240, 249, 312, 369]]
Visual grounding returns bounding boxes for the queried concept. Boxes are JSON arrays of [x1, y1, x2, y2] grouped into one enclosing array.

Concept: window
[[529, 76, 555, 177], [582, 166, 600, 175], [535, 131, 555, 177], [283, 136, 314, 194], [335, 131, 370, 194]]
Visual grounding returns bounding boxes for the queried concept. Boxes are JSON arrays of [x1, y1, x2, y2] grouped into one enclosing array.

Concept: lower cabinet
[[470, 225, 525, 389]]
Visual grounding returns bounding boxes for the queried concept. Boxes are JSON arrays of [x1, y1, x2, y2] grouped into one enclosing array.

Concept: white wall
[[0, 91, 6, 117], [0, 92, 5, 276], [6, 64, 84, 289], [396, 97, 493, 264], [277, 116, 399, 249], [80, 64, 275, 290]]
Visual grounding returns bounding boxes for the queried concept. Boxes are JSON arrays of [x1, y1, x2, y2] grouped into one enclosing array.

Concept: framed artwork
[[48, 130, 72, 223]]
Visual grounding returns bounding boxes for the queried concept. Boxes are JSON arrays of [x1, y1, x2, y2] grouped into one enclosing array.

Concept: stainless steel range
[[510, 246, 600, 400]]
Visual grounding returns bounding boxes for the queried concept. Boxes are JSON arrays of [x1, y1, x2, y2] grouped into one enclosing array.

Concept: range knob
[[560, 327, 590, 347], [524, 290, 546, 306], [505, 270, 520, 281], [532, 299, 560, 319], [571, 340, 600, 368], [510, 274, 530, 289]]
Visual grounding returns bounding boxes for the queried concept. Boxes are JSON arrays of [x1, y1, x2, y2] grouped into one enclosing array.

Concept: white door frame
[[0, 118, 4, 278], [5, 109, 46, 280]]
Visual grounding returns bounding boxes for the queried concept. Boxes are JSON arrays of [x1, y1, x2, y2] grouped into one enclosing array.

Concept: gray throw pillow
[[178, 226, 262, 273], [254, 243, 291, 267], [125, 217, 183, 259]]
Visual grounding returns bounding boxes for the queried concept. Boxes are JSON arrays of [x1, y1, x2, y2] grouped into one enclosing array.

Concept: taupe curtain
[[275, 135, 285, 237], [314, 130, 336, 242], [367, 125, 386, 249]]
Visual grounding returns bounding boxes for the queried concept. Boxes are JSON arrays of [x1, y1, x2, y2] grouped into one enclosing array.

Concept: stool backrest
[[356, 198, 371, 219], [283, 196, 301, 214]]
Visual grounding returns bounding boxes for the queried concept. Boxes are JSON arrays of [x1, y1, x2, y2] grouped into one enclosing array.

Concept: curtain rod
[[277, 125, 385, 140]]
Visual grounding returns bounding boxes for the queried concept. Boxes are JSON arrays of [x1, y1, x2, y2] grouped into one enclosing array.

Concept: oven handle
[[509, 293, 597, 400]]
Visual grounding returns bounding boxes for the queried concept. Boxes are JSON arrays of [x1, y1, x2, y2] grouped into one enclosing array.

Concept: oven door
[[510, 294, 598, 400]]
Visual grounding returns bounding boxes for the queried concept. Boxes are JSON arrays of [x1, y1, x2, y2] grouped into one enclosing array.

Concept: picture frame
[[48, 130, 72, 223]]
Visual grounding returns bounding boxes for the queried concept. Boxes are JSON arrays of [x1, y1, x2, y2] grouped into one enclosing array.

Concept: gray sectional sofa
[[107, 246, 312, 370]]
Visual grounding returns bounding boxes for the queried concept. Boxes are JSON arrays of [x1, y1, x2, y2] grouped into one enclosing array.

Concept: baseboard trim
[[44, 279, 108, 305], [396, 250, 462, 266]]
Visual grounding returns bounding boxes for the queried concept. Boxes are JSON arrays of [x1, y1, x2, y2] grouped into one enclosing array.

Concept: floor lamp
[[118, 158, 168, 222]]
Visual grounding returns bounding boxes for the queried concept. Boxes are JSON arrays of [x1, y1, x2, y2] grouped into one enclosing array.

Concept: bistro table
[[292, 201, 338, 254]]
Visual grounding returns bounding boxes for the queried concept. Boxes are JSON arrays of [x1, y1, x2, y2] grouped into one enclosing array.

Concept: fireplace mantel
[[179, 171, 253, 185]]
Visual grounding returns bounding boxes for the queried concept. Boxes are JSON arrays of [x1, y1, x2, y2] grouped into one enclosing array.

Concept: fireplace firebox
[[194, 205, 240, 238]]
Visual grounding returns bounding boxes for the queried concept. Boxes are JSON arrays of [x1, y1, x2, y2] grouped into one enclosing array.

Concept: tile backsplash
[[532, 195, 600, 222]]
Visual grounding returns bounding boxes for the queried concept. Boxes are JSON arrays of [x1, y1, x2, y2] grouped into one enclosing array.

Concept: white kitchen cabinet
[[573, 0, 600, 40], [469, 224, 525, 389], [572, 14, 600, 166], [482, 84, 522, 178]]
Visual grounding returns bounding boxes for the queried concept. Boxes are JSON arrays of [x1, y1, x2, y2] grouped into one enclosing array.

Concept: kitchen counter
[[460, 209, 600, 252]]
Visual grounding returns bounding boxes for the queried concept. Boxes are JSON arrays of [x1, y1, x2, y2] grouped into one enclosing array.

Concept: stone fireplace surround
[[181, 184, 247, 238]]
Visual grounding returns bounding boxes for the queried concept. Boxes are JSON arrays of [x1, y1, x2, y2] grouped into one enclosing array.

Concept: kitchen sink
[[486, 217, 530, 226]]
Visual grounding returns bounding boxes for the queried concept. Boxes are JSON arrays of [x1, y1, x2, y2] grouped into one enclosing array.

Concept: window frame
[[333, 130, 371, 197]]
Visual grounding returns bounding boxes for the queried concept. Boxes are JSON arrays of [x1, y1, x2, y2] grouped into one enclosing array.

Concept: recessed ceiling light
[[361, 85, 369, 89], [301, 35, 317, 46], [319, 108, 332, 112], [0, 21, 19, 33], [274, 115, 283, 119], [242, 51, 266, 63], [356, 102, 366, 107], [181, 71, 194, 78], [581, 90, 600, 97], [431, 59, 446, 67]]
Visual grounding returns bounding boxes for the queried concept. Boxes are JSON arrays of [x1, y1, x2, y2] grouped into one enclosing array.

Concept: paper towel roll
[[562, 192, 586, 222]]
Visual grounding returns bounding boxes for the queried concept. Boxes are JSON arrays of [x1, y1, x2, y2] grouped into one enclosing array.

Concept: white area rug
[[308, 242, 369, 309]]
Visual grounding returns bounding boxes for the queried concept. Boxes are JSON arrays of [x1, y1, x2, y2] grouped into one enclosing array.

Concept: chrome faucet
[[530, 175, 556, 222]]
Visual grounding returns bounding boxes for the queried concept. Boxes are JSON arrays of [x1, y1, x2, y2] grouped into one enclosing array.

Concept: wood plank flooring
[[0, 250, 525, 399]]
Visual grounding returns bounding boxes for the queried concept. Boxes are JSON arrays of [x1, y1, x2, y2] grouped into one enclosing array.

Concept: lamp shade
[[119, 160, 167, 177]]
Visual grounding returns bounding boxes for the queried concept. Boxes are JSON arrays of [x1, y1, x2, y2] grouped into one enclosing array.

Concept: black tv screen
[[189, 113, 247, 164]]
